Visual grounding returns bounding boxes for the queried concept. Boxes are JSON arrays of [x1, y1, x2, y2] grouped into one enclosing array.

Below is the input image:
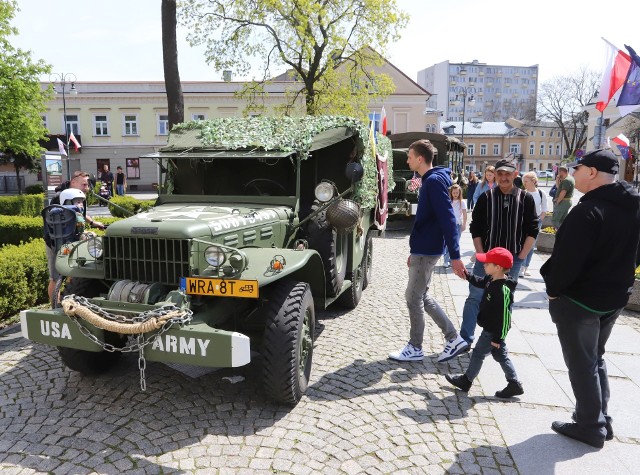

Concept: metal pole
[[460, 91, 466, 172], [62, 82, 70, 181]]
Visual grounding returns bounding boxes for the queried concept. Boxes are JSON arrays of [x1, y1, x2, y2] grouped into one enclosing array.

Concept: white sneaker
[[388, 343, 424, 361], [519, 267, 527, 278], [524, 269, 531, 276], [437, 335, 470, 362]]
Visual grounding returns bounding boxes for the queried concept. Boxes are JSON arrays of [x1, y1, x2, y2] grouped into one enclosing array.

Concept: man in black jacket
[[541, 149, 640, 448]]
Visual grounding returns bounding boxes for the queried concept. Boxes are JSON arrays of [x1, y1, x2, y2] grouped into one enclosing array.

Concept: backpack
[[549, 184, 557, 199]]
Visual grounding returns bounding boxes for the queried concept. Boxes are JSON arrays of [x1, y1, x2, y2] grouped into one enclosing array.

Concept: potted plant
[[626, 266, 640, 312], [542, 212, 553, 228], [536, 226, 556, 253]]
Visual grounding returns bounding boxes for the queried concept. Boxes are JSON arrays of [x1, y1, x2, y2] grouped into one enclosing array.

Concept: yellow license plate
[[182, 277, 259, 298]]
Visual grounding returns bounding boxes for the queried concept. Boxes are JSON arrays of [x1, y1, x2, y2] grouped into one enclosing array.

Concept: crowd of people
[[388, 141, 640, 450]]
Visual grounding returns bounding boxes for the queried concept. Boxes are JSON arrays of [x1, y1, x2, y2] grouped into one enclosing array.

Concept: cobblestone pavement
[[0, 219, 559, 474]]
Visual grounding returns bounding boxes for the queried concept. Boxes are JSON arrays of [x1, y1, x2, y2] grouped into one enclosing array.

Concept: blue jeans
[[406, 255, 458, 347], [116, 184, 125, 196], [461, 256, 523, 344], [524, 221, 543, 268], [443, 224, 462, 266], [465, 329, 518, 382], [549, 296, 620, 440]]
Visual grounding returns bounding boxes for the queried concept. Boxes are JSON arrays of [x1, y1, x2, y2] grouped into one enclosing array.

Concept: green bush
[[0, 216, 43, 246], [0, 194, 45, 217], [108, 195, 155, 218], [25, 184, 45, 194], [0, 239, 48, 321]]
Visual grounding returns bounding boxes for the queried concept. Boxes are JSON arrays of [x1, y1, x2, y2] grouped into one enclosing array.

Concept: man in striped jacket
[[459, 159, 539, 346]]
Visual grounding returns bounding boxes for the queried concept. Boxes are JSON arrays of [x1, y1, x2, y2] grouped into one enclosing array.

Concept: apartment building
[[442, 119, 567, 174], [418, 60, 539, 123]]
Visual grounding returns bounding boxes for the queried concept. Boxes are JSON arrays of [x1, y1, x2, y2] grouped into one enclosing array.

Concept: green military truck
[[21, 116, 392, 405]]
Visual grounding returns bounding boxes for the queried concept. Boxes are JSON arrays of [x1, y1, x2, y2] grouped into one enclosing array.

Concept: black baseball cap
[[567, 150, 619, 174], [494, 159, 516, 172]]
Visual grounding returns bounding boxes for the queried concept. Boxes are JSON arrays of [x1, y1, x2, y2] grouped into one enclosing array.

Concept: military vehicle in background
[[21, 116, 392, 405], [387, 132, 465, 216]]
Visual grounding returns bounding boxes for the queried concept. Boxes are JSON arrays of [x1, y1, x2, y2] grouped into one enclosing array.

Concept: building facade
[[0, 55, 435, 193], [418, 60, 539, 123], [442, 119, 566, 175]]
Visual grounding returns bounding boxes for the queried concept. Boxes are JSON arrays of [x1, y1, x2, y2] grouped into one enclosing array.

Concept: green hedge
[[0, 215, 123, 247], [0, 239, 48, 321], [108, 196, 155, 217], [0, 194, 45, 217]]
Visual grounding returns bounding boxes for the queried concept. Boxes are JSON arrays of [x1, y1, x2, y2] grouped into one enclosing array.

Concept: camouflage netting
[[169, 116, 393, 209]]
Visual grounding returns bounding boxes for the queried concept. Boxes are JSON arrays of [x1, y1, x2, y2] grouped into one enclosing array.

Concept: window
[[540, 143, 545, 156], [124, 115, 138, 136], [493, 144, 500, 155], [541, 130, 545, 137], [158, 114, 169, 135], [529, 143, 535, 155], [548, 145, 553, 155], [41, 115, 48, 130], [191, 113, 206, 121], [530, 131, 535, 136], [467, 144, 475, 155], [480, 144, 487, 156], [93, 115, 108, 136], [510, 144, 520, 154], [556, 144, 561, 155], [126, 158, 140, 179], [65, 114, 79, 135]]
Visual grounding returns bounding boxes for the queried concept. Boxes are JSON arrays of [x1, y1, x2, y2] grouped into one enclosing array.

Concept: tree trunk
[[14, 165, 22, 195], [162, 0, 184, 129]]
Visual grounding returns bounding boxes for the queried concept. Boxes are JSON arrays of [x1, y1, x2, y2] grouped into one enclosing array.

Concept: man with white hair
[[542, 149, 640, 448]]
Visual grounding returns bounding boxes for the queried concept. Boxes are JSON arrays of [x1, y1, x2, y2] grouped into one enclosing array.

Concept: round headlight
[[315, 182, 335, 202], [87, 238, 103, 259], [204, 245, 226, 267]]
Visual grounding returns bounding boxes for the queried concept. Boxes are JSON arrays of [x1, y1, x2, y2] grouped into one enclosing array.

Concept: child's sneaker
[[437, 335, 469, 362], [388, 342, 424, 361], [445, 373, 472, 392], [495, 380, 524, 398]]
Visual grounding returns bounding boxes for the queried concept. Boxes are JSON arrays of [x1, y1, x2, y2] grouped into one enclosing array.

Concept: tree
[[0, 0, 52, 194], [537, 67, 600, 158], [162, 0, 184, 129], [179, 0, 408, 118]]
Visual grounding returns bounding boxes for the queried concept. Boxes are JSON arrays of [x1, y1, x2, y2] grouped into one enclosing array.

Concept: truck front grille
[[103, 237, 191, 285]]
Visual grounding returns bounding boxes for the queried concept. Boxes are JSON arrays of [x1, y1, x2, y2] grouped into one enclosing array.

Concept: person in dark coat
[[541, 150, 640, 448]]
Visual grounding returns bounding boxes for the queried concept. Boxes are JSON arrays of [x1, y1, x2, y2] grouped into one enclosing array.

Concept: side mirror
[[345, 162, 364, 184]]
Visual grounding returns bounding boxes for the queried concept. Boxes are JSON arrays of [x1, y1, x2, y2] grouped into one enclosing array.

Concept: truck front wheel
[[262, 281, 315, 405], [56, 278, 125, 375]]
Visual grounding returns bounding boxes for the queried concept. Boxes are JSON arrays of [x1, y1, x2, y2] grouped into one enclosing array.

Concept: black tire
[[306, 200, 347, 297], [262, 281, 315, 405], [362, 235, 373, 290], [57, 278, 124, 375], [338, 263, 364, 309]]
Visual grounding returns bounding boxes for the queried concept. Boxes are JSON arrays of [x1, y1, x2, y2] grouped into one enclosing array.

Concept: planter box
[[536, 232, 555, 253], [542, 214, 553, 228], [626, 279, 640, 312]]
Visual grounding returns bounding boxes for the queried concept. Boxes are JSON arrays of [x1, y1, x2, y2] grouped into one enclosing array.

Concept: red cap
[[476, 247, 513, 269]]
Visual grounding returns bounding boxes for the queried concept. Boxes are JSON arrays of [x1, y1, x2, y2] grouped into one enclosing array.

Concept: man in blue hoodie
[[542, 150, 640, 448], [389, 139, 469, 363]]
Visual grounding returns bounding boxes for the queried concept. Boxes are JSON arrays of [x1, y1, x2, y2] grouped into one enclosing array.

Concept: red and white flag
[[379, 106, 387, 136], [57, 138, 67, 156], [69, 132, 81, 151], [407, 173, 421, 192], [612, 133, 630, 147], [596, 38, 631, 112]]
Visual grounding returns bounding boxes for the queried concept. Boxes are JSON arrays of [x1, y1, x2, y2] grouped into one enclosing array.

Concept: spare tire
[[305, 200, 347, 297]]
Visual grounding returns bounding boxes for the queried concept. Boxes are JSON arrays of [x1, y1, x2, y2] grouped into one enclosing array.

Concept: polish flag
[[379, 106, 387, 136], [69, 132, 81, 151], [596, 38, 631, 112], [57, 138, 67, 156], [612, 133, 630, 147]]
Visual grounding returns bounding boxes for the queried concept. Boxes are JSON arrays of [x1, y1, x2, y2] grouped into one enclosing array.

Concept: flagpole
[[50, 73, 77, 182]]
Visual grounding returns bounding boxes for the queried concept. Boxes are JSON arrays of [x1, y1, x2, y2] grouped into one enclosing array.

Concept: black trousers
[[549, 296, 621, 439]]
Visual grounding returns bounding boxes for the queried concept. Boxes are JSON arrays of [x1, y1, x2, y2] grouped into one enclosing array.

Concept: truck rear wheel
[[56, 278, 125, 375], [362, 235, 373, 290], [306, 200, 347, 297], [262, 280, 314, 405], [338, 263, 363, 309]]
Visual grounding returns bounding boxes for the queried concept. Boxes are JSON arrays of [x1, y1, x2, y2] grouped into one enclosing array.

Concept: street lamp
[[450, 69, 476, 171], [49, 73, 77, 181]]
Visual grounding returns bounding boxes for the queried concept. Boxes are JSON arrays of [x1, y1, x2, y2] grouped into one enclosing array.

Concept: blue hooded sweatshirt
[[409, 166, 460, 259]]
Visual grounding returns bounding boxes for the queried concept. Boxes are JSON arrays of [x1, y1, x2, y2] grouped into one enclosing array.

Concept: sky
[[9, 0, 640, 85]]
